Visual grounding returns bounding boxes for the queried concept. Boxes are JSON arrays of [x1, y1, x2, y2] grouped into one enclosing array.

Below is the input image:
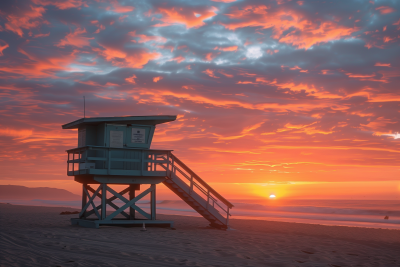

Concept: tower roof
[[62, 115, 177, 129]]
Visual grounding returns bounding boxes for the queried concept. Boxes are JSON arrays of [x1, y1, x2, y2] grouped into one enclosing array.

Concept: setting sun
[[269, 194, 276, 199]]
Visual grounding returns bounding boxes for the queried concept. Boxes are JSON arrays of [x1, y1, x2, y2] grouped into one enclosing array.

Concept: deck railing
[[66, 146, 171, 176]]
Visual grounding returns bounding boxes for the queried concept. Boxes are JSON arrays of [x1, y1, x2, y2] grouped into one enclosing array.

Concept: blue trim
[[62, 115, 176, 129]]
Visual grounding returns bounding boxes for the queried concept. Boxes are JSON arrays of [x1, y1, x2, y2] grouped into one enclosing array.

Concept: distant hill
[[0, 185, 80, 200]]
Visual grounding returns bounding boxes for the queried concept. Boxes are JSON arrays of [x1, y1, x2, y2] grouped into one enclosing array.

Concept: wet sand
[[1, 203, 400, 266]]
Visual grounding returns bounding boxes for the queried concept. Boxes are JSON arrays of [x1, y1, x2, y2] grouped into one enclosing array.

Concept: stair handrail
[[172, 164, 219, 203], [169, 153, 234, 209]]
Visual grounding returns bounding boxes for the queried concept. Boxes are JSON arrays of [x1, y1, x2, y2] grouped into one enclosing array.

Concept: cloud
[[211, 0, 236, 2], [154, 5, 218, 28], [153, 76, 163, 82], [374, 63, 391, 67], [4, 5, 47, 37], [0, 40, 9, 56], [222, 5, 358, 49], [129, 31, 167, 43], [31, 0, 85, 10], [0, 128, 33, 138], [375, 6, 396, 14], [107, 0, 134, 13], [56, 28, 94, 48], [203, 69, 219, 78], [125, 74, 137, 84], [246, 46, 262, 59], [215, 45, 238, 51], [94, 44, 160, 68], [0, 47, 77, 77]]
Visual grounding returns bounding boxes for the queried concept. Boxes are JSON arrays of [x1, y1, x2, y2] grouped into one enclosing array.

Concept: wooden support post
[[107, 148, 111, 175], [73, 152, 75, 175], [206, 190, 210, 210], [81, 184, 87, 218], [67, 152, 69, 175], [151, 184, 156, 220], [101, 184, 106, 220], [82, 185, 102, 219], [189, 175, 193, 195], [129, 184, 135, 220], [226, 207, 230, 227], [140, 150, 144, 175], [170, 155, 174, 177], [166, 152, 170, 176]]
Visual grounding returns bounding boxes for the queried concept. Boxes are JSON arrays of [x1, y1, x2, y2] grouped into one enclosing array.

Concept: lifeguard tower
[[62, 116, 233, 229]]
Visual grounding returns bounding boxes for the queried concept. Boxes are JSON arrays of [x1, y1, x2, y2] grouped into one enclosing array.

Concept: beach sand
[[1, 203, 400, 267]]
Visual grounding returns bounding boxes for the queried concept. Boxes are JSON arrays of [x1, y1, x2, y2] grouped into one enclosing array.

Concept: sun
[[269, 194, 276, 199]]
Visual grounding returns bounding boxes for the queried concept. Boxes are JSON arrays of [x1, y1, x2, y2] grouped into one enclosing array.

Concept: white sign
[[131, 128, 146, 143], [110, 130, 124, 147]]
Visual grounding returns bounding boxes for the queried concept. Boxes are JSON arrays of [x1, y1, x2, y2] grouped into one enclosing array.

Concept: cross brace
[[80, 183, 156, 222]]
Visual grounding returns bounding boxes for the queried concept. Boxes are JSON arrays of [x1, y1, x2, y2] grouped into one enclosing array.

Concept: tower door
[[106, 125, 126, 170], [106, 125, 126, 148]]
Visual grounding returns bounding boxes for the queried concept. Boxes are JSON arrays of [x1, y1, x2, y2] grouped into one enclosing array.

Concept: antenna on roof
[[83, 96, 86, 118]]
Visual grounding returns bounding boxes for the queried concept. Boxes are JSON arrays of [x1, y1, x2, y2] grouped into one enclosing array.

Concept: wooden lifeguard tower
[[63, 116, 233, 229]]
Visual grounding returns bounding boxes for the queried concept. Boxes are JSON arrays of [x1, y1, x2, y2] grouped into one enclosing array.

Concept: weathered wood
[[86, 186, 129, 218], [80, 184, 87, 218], [105, 185, 151, 219], [81, 185, 101, 219], [131, 204, 151, 219], [101, 184, 106, 220], [105, 186, 154, 221], [94, 176, 165, 184], [151, 184, 156, 220], [129, 185, 135, 220], [74, 175, 164, 185], [71, 218, 173, 228]]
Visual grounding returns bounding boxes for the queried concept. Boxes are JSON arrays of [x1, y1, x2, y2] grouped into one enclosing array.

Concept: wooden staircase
[[161, 153, 233, 229]]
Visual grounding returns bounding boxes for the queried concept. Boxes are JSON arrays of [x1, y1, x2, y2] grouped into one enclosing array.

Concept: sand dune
[[1, 203, 400, 266]]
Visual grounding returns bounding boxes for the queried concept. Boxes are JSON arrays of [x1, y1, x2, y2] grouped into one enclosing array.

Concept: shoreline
[[1, 201, 399, 231]]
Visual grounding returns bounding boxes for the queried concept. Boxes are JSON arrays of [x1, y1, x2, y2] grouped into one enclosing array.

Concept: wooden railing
[[162, 153, 233, 226], [66, 146, 171, 176]]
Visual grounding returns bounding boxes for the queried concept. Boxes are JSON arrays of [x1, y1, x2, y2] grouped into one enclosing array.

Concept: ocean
[[2, 198, 399, 229]]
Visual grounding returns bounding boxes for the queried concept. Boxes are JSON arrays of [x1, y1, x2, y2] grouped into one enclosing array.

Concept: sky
[[0, 0, 400, 200]]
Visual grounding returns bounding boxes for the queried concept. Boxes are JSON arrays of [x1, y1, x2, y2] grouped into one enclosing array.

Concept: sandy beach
[[1, 203, 400, 267]]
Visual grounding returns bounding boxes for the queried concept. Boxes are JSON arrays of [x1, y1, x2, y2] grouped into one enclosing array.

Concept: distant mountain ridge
[[0, 185, 80, 200]]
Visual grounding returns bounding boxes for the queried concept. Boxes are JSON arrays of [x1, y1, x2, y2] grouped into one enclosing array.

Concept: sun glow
[[269, 194, 276, 199]]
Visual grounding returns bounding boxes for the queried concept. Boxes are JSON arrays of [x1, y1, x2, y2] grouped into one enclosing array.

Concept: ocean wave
[[231, 202, 400, 216]]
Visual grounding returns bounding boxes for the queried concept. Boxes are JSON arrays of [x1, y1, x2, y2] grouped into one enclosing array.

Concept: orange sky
[[0, 0, 400, 200]]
